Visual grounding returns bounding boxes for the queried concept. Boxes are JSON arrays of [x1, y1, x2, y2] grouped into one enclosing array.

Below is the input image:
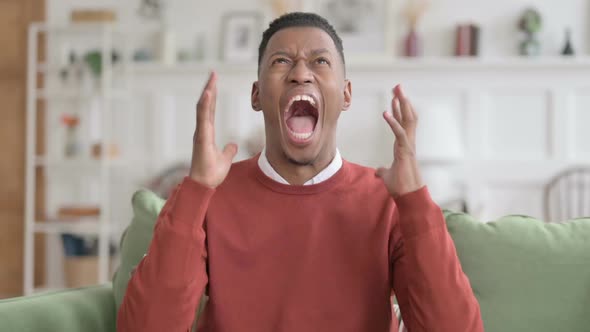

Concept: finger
[[222, 143, 238, 163], [196, 90, 213, 142], [197, 73, 215, 122], [375, 167, 389, 179], [406, 102, 418, 143], [210, 72, 218, 126], [383, 111, 409, 146], [394, 84, 418, 143], [391, 95, 402, 124], [395, 84, 415, 125], [196, 73, 217, 141], [204, 71, 217, 92]]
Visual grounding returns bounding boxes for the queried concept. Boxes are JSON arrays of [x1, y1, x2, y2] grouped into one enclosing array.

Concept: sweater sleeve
[[390, 187, 483, 332], [117, 177, 215, 332]]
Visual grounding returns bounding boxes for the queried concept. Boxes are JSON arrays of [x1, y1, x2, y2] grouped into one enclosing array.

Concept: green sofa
[[0, 285, 116, 331], [2, 190, 590, 332]]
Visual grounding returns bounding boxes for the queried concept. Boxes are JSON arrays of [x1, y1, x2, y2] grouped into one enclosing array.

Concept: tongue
[[286, 115, 315, 133]]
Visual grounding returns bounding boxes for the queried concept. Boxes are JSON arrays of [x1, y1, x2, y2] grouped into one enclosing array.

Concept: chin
[[282, 146, 320, 166]]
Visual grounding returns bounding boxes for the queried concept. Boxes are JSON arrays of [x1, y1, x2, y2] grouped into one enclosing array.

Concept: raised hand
[[189, 72, 238, 188], [376, 85, 423, 197]]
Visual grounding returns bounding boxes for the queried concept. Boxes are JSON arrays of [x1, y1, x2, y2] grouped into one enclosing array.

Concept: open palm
[[376, 85, 423, 197], [189, 72, 238, 188]]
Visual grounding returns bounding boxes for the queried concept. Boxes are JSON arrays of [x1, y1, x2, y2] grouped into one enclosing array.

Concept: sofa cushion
[[0, 284, 115, 332], [445, 211, 590, 332], [112, 189, 165, 309]]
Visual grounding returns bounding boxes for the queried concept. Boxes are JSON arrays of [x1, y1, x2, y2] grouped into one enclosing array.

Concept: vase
[[520, 34, 540, 56], [64, 126, 80, 158], [561, 28, 575, 56], [404, 27, 421, 57]]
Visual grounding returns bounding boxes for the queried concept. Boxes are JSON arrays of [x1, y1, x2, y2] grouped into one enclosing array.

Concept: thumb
[[222, 143, 238, 162], [375, 167, 389, 179]]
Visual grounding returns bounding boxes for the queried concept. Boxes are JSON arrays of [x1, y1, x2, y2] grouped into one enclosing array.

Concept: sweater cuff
[[394, 186, 445, 239], [168, 177, 215, 228]]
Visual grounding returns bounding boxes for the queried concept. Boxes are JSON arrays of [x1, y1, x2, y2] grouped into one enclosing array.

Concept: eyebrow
[[268, 48, 332, 59], [310, 48, 331, 56]]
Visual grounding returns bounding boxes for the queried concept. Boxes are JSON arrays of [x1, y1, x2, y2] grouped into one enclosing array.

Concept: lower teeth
[[290, 130, 312, 140]]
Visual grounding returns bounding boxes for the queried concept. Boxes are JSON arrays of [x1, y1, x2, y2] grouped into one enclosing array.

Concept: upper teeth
[[285, 94, 316, 112]]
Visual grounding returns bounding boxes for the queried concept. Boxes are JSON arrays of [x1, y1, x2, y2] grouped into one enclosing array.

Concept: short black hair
[[258, 12, 345, 70]]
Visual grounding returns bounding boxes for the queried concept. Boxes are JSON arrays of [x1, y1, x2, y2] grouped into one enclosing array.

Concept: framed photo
[[220, 12, 264, 63], [308, 0, 393, 60]]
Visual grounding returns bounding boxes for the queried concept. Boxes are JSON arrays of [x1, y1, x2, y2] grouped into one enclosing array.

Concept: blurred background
[[2, 0, 590, 298]]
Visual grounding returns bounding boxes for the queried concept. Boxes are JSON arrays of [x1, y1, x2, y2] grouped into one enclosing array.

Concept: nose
[[288, 60, 314, 84]]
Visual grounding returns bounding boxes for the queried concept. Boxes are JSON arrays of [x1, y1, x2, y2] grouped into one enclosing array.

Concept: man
[[118, 12, 483, 332]]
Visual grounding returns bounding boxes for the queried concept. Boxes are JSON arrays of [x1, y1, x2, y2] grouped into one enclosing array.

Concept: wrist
[[189, 173, 218, 189]]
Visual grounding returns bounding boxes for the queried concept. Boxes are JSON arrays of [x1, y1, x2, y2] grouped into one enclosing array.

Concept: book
[[70, 10, 117, 23], [455, 24, 471, 56], [469, 24, 480, 56], [57, 206, 100, 219], [455, 24, 480, 56]]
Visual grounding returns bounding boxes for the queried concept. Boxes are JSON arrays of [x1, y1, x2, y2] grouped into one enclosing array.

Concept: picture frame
[[306, 0, 394, 61], [220, 12, 264, 63]]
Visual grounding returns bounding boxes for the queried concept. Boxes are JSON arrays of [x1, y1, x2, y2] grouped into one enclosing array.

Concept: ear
[[342, 79, 352, 111], [251, 81, 261, 112]]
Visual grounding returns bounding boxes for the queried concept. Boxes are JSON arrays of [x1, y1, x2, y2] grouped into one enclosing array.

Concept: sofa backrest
[[445, 211, 590, 332], [0, 285, 116, 332]]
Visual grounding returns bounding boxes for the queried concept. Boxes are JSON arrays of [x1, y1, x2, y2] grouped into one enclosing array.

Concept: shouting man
[[118, 12, 483, 332]]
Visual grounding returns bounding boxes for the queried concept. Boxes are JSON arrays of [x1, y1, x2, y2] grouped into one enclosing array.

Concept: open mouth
[[284, 94, 319, 143]]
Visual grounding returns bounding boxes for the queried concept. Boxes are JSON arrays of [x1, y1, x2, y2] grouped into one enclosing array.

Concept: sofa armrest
[[0, 284, 116, 332]]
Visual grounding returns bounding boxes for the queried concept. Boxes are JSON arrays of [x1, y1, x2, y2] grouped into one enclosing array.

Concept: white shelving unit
[[24, 23, 136, 295], [129, 55, 590, 75]]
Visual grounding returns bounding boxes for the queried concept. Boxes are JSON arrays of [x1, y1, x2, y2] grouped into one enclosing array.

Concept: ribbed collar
[[257, 147, 343, 185]]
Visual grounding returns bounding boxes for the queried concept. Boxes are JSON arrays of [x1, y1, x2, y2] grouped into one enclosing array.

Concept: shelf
[[36, 88, 128, 100], [132, 61, 258, 75], [35, 156, 131, 169], [350, 56, 590, 70], [130, 56, 590, 75], [31, 22, 162, 34], [37, 62, 131, 75], [33, 219, 104, 235], [33, 23, 117, 34]]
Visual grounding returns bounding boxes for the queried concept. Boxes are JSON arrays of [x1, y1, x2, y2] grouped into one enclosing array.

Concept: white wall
[[48, 0, 590, 58]]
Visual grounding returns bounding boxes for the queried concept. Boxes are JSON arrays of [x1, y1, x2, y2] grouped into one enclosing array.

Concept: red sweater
[[117, 157, 483, 332]]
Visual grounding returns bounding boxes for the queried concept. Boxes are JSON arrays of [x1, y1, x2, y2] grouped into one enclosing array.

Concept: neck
[[265, 145, 336, 185]]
